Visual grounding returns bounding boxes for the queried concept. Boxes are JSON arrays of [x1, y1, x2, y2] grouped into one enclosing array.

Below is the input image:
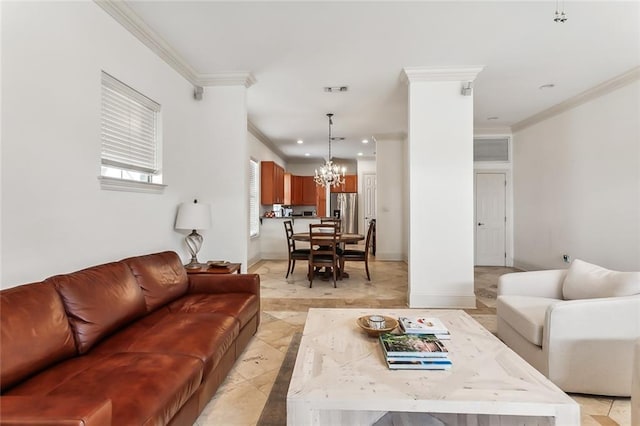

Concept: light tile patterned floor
[[195, 259, 631, 426]]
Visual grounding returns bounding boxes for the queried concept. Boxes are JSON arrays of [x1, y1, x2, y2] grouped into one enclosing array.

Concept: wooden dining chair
[[284, 220, 310, 278], [340, 219, 375, 281], [320, 218, 342, 232], [308, 223, 341, 288]]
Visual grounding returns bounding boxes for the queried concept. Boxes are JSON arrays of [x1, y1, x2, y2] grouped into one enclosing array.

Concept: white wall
[[513, 80, 640, 271], [194, 85, 249, 270], [248, 131, 286, 266], [374, 141, 405, 260], [1, 2, 248, 287]]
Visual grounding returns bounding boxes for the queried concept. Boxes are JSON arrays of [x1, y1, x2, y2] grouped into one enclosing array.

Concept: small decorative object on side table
[[185, 261, 241, 275]]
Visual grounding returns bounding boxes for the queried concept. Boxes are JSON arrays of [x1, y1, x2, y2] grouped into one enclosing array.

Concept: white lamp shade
[[175, 202, 211, 230]]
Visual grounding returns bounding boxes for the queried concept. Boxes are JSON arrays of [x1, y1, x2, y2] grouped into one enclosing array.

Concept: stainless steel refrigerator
[[330, 193, 358, 233]]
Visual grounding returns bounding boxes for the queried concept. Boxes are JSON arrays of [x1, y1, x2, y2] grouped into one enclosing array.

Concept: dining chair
[[320, 217, 342, 232], [340, 219, 375, 281], [284, 220, 310, 278], [308, 223, 341, 288]]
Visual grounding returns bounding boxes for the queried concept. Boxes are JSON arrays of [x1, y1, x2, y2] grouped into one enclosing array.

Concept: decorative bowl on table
[[356, 315, 398, 337], [207, 260, 230, 268]]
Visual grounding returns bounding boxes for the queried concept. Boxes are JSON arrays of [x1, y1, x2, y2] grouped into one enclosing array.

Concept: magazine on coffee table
[[379, 333, 449, 358], [385, 357, 452, 370], [398, 316, 450, 339]]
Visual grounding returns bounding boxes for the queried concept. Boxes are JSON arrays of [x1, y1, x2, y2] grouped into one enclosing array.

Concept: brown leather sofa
[[0, 251, 260, 425]]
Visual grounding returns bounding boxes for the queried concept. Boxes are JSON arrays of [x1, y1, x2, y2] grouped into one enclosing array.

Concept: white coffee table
[[287, 308, 579, 426]]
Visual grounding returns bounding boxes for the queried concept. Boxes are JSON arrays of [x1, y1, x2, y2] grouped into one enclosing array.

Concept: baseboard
[[408, 292, 476, 309], [513, 259, 546, 272], [260, 252, 288, 261], [247, 255, 262, 269], [374, 252, 405, 261]]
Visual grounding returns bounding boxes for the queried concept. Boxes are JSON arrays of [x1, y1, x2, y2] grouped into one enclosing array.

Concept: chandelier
[[553, 0, 567, 22], [314, 113, 345, 188]]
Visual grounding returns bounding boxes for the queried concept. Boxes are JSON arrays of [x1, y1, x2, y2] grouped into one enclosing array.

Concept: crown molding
[[198, 72, 257, 88], [512, 66, 640, 133], [95, 1, 257, 89], [94, 0, 200, 86], [402, 66, 484, 84], [248, 121, 287, 159], [372, 132, 407, 142]]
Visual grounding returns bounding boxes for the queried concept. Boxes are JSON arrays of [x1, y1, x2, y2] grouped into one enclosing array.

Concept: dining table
[[291, 232, 365, 244], [291, 232, 365, 278]]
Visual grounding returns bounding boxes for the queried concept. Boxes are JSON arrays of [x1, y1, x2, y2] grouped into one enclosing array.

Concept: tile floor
[[195, 258, 631, 426]]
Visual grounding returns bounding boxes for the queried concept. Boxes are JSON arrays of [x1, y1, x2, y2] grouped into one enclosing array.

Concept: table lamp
[[175, 199, 212, 269]]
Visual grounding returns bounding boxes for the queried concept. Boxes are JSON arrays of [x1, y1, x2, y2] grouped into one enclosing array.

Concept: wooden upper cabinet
[[286, 175, 304, 205], [261, 161, 285, 204], [330, 175, 358, 193], [284, 173, 292, 205], [316, 182, 326, 216], [301, 176, 317, 205]]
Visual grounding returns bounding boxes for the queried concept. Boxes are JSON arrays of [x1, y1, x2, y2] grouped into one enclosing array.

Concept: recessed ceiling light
[[357, 152, 363, 156], [362, 139, 369, 144], [487, 116, 499, 120], [304, 153, 310, 157], [539, 83, 555, 90], [297, 139, 303, 144]]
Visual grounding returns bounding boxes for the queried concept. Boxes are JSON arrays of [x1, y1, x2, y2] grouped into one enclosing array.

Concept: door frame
[[474, 168, 513, 267]]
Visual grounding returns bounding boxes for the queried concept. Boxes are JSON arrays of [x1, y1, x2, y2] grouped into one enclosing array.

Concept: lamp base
[[184, 230, 204, 269], [184, 261, 205, 270]]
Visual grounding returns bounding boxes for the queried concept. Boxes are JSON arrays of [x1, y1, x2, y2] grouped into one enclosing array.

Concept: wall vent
[[474, 137, 509, 162]]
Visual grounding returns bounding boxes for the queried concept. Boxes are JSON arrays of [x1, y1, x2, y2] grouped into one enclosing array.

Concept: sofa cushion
[[48, 262, 147, 354], [93, 312, 239, 379], [6, 352, 202, 426], [497, 295, 559, 346], [0, 282, 77, 391], [563, 259, 640, 300], [122, 251, 189, 312], [168, 293, 259, 329]]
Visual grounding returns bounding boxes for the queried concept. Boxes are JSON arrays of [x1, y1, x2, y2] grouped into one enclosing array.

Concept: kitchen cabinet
[[316, 184, 326, 216], [330, 175, 358, 193], [301, 176, 317, 205], [284, 175, 317, 206], [261, 161, 285, 204]]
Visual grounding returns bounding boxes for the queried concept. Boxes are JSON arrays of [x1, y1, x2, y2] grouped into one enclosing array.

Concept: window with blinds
[[101, 72, 162, 183], [249, 159, 260, 238]]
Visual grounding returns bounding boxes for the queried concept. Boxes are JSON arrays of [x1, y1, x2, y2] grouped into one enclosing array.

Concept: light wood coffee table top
[[287, 308, 579, 426]]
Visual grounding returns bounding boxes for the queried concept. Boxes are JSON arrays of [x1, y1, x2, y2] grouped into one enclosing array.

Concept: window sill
[[98, 176, 167, 194]]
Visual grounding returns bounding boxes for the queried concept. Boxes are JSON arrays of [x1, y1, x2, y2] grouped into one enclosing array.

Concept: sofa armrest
[[188, 273, 260, 295], [0, 396, 112, 426], [498, 269, 567, 299], [543, 295, 640, 396], [545, 295, 640, 342]]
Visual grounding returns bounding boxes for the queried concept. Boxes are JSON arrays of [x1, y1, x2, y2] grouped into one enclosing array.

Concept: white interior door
[[475, 172, 506, 266], [363, 173, 376, 229]]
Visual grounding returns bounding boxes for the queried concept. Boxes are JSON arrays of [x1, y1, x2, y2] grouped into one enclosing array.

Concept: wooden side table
[[185, 263, 242, 274]]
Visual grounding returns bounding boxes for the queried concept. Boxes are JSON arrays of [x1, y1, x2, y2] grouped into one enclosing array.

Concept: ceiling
[[125, 1, 640, 161]]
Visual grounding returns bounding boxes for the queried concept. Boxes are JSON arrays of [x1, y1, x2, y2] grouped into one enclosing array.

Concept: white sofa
[[497, 260, 640, 396]]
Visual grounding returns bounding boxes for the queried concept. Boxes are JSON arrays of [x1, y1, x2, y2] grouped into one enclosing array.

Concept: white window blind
[[101, 72, 160, 174], [249, 159, 260, 237]]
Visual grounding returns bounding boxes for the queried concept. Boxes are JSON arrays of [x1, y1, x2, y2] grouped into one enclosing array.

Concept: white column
[[403, 66, 483, 308], [190, 74, 255, 271]]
